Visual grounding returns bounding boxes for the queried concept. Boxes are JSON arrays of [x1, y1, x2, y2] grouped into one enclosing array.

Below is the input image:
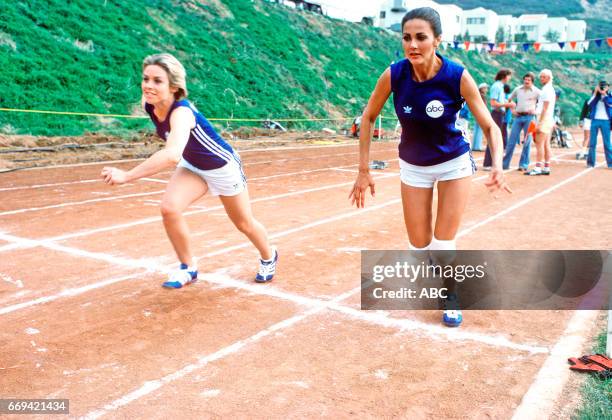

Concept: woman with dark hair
[[101, 53, 278, 287], [349, 7, 510, 327]]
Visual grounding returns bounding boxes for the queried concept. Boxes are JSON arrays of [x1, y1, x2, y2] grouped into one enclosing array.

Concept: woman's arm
[[349, 68, 392, 208], [101, 107, 195, 185], [461, 70, 511, 193]]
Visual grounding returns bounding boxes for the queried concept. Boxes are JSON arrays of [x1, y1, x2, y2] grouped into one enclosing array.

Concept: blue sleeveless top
[[390, 54, 470, 166], [145, 99, 236, 170]]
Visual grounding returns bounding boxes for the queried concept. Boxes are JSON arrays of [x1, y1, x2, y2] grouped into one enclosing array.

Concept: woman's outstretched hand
[[349, 170, 376, 208], [484, 167, 512, 196], [101, 167, 129, 185]]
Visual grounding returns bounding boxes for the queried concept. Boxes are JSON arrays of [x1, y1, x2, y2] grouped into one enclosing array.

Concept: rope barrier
[[0, 107, 354, 122]]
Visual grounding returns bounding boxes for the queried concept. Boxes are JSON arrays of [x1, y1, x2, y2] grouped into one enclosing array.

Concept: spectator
[[483, 69, 515, 170], [577, 91, 593, 160], [471, 83, 488, 151], [502, 72, 540, 170], [525, 69, 556, 175], [504, 83, 513, 131], [585, 80, 612, 168]]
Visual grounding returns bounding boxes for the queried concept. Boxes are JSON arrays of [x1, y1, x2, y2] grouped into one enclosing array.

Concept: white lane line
[[0, 272, 144, 316], [83, 287, 360, 420], [236, 142, 361, 153], [331, 167, 360, 173], [0, 190, 166, 217], [0, 158, 571, 318], [201, 272, 548, 354], [0, 162, 575, 352], [0, 273, 23, 288], [21, 158, 145, 171], [0, 150, 397, 213], [38, 173, 400, 243], [511, 310, 600, 419], [0, 197, 402, 315], [0, 177, 168, 192], [458, 165, 600, 238], [0, 179, 100, 192]]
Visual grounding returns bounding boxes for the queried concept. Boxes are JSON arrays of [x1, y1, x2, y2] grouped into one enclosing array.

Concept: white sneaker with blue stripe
[[255, 247, 278, 283], [442, 293, 462, 327], [162, 263, 198, 289]]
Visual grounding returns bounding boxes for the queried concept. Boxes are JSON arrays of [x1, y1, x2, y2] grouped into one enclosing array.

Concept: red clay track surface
[[0, 138, 610, 418]]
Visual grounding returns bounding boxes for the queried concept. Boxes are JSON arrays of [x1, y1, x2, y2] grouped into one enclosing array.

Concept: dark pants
[[484, 109, 507, 167]]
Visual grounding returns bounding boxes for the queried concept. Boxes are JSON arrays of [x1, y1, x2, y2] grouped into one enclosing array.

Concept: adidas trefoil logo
[[403, 105, 412, 114]]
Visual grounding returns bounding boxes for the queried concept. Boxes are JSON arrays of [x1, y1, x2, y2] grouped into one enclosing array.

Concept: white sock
[[429, 236, 457, 266]]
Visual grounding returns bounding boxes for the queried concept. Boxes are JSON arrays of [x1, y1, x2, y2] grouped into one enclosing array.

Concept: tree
[[495, 27, 505, 43], [544, 29, 561, 42], [464, 30, 471, 41], [514, 32, 528, 42]]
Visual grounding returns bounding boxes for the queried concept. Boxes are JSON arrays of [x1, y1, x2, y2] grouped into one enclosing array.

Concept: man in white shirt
[[525, 69, 556, 176], [503, 72, 541, 170]]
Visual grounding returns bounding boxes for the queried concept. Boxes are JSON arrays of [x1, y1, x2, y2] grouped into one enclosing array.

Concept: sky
[[316, 0, 386, 22]]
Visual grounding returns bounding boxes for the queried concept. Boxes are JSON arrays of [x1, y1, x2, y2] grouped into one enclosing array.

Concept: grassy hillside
[[0, 0, 610, 136]]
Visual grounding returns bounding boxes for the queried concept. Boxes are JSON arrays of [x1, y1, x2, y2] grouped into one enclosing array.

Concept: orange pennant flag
[[569, 41, 577, 50], [498, 42, 506, 52], [464, 41, 471, 51], [607, 37, 612, 48], [533, 42, 541, 52]]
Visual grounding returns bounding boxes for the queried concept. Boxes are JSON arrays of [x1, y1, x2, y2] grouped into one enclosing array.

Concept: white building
[[497, 15, 517, 43], [462, 7, 499, 42], [376, 0, 461, 42], [376, 1, 587, 52], [567, 20, 588, 52], [438, 4, 463, 42]]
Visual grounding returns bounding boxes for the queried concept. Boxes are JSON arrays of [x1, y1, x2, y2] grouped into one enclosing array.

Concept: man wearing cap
[[525, 69, 555, 176], [586, 80, 612, 168], [503, 72, 541, 170]]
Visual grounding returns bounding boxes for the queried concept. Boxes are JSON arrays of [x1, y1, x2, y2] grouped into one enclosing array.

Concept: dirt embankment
[[0, 129, 358, 172]]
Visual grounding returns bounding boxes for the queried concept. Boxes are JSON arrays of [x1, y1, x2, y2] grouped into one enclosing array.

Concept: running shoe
[[255, 247, 278, 283], [524, 169, 542, 176], [162, 263, 198, 289], [442, 293, 463, 327]]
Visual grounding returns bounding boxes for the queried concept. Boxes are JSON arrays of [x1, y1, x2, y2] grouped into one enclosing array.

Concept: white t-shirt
[[537, 83, 556, 120], [594, 99, 608, 120]]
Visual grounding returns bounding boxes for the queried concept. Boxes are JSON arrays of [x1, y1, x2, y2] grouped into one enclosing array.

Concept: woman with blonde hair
[[102, 53, 277, 287]]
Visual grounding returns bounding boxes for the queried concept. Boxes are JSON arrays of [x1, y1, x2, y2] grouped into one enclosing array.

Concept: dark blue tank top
[[145, 99, 236, 170], [391, 54, 470, 166]]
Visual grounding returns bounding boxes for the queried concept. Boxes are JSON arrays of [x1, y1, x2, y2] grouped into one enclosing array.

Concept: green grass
[[0, 0, 610, 136], [573, 330, 612, 420]]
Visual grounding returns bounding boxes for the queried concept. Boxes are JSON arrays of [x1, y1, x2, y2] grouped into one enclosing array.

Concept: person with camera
[[585, 80, 612, 168]]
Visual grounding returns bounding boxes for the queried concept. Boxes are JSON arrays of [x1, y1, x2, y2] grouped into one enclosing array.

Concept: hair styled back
[[142, 53, 188, 100], [401, 7, 442, 38]]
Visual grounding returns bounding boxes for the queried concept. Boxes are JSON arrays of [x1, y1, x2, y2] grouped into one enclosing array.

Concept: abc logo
[[425, 100, 444, 118]]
